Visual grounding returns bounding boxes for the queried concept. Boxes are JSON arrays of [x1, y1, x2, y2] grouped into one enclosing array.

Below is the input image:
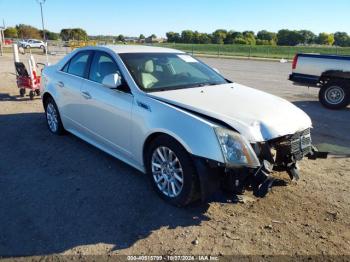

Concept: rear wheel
[[44, 97, 64, 135], [319, 80, 349, 109], [145, 135, 199, 206]]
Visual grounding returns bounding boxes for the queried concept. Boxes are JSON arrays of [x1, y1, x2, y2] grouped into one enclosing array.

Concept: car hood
[[148, 83, 312, 142]]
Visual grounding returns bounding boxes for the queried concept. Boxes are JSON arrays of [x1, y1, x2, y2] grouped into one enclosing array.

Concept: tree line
[[4, 24, 88, 41], [166, 29, 350, 47], [4, 24, 60, 40], [4, 24, 350, 47]]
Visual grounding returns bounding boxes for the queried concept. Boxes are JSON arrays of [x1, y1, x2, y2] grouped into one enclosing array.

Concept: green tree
[[198, 33, 211, 44], [46, 31, 59, 40], [60, 28, 87, 41], [139, 34, 145, 39], [243, 31, 256, 45], [181, 30, 194, 43], [317, 33, 334, 45], [212, 29, 227, 44], [334, 32, 350, 47], [60, 29, 71, 41], [16, 24, 41, 39], [4, 27, 18, 38], [224, 30, 240, 44], [257, 30, 276, 42], [39, 30, 59, 40], [117, 34, 125, 42], [166, 32, 180, 42], [71, 28, 88, 40], [234, 38, 248, 45], [277, 29, 303, 46], [298, 30, 316, 44]]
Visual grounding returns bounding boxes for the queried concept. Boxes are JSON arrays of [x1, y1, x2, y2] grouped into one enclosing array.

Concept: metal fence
[[153, 43, 350, 60], [3, 41, 350, 60]]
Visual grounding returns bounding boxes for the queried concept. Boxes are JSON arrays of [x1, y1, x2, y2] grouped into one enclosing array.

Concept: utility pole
[[36, 0, 49, 63]]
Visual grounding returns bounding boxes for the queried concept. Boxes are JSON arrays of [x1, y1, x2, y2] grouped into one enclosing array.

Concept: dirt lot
[[0, 53, 349, 258]]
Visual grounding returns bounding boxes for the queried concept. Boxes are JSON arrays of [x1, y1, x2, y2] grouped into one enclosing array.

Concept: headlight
[[214, 127, 260, 168]]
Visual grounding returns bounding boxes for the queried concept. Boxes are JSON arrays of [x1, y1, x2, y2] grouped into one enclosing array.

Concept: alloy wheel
[[151, 146, 184, 198], [46, 103, 59, 132]]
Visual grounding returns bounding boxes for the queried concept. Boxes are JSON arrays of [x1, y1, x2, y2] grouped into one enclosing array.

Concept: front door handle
[[81, 91, 92, 99], [57, 81, 64, 88]]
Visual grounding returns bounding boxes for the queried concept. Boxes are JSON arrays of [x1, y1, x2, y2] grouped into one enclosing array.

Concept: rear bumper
[[289, 73, 319, 87]]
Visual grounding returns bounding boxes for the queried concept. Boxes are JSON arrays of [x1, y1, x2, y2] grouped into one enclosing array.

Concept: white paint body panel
[[293, 56, 350, 76], [41, 45, 312, 173], [149, 83, 312, 142]]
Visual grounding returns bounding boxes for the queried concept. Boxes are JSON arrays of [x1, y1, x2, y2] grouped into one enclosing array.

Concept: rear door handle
[[57, 81, 64, 88], [81, 91, 92, 99]]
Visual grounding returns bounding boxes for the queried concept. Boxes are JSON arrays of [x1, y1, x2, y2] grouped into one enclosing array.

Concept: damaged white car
[[41, 45, 326, 206]]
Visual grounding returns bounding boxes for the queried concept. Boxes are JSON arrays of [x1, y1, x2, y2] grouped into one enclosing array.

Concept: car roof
[[91, 45, 185, 54]]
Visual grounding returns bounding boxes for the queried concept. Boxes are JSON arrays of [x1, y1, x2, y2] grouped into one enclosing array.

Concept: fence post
[[267, 47, 269, 58], [249, 46, 251, 59], [192, 44, 194, 55], [217, 44, 220, 57]]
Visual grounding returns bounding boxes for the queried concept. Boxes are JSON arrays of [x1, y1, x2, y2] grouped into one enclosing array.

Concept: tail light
[[292, 54, 299, 70]]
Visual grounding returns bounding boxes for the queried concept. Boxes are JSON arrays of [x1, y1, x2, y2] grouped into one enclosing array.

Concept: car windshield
[[119, 53, 228, 92]]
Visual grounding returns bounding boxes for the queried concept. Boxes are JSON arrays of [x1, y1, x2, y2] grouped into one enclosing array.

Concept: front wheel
[[44, 97, 65, 135], [145, 135, 200, 206], [319, 81, 349, 109], [19, 88, 26, 97]]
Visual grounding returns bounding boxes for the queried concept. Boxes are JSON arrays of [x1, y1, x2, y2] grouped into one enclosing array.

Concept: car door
[[33, 40, 41, 48], [79, 51, 134, 156], [57, 50, 93, 132]]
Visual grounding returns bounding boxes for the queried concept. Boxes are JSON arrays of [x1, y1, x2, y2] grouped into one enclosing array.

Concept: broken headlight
[[214, 127, 260, 168]]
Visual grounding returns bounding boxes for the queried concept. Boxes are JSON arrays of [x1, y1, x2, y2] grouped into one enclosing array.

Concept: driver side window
[[89, 52, 120, 84]]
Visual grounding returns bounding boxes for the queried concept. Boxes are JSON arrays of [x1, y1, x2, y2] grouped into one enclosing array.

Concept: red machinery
[[14, 61, 42, 99]]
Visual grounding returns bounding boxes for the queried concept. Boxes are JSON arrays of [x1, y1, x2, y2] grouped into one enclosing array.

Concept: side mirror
[[212, 68, 220, 74], [102, 73, 122, 89]]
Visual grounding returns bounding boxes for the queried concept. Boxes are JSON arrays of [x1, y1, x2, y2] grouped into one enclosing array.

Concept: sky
[[1, 0, 349, 37]]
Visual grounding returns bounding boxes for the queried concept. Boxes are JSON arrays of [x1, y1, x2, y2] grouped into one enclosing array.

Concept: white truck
[[289, 53, 350, 109]]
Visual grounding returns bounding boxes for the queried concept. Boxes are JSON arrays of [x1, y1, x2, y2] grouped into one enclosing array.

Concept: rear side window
[[66, 51, 91, 77], [89, 52, 120, 83]]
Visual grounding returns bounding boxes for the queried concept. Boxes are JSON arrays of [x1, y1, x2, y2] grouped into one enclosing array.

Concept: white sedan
[[41, 45, 319, 206]]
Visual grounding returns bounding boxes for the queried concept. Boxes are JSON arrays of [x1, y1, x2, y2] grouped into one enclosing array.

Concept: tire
[[26, 45, 30, 49], [35, 89, 41, 96], [319, 80, 350, 109], [145, 135, 199, 207], [40, 45, 44, 49], [44, 97, 65, 135], [19, 88, 26, 97], [29, 90, 35, 100]]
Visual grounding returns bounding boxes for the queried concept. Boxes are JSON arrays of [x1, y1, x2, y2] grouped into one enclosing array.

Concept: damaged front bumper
[[194, 128, 328, 201]]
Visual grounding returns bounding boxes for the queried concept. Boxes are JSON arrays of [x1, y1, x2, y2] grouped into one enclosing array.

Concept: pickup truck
[[289, 53, 350, 109]]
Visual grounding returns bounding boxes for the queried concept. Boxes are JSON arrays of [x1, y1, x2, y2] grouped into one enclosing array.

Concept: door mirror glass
[[102, 73, 122, 89]]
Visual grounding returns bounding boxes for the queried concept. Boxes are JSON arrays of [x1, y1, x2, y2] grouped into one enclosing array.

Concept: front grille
[[276, 128, 312, 161]]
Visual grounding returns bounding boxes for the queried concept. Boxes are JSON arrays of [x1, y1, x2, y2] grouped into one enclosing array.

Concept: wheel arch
[[142, 131, 192, 168], [42, 91, 53, 108], [320, 70, 350, 87]]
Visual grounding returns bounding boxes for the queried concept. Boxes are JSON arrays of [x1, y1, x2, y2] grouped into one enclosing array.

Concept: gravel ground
[[0, 53, 349, 258]]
